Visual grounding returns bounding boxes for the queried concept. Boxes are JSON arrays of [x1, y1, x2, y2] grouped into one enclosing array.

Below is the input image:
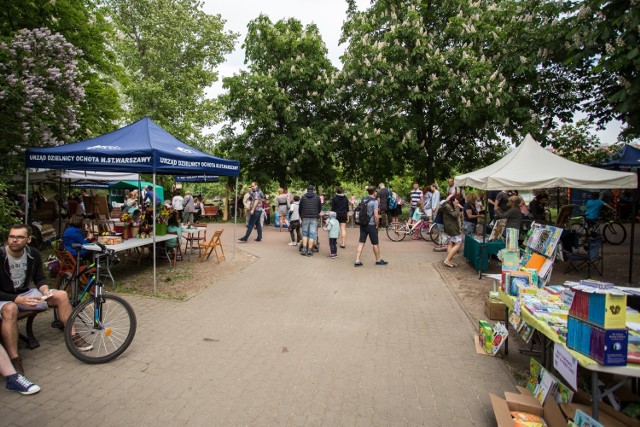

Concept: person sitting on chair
[[63, 215, 93, 260], [1, 224, 93, 376]]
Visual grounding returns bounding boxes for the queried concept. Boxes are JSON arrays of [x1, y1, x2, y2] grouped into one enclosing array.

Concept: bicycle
[[387, 216, 438, 242], [59, 242, 137, 364], [570, 212, 626, 246]]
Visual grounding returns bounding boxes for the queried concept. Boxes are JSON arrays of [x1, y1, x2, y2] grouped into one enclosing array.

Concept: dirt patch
[[102, 249, 257, 301]]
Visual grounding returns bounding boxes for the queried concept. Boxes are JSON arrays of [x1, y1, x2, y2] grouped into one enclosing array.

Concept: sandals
[[340, 245, 346, 249], [354, 261, 363, 267], [375, 260, 388, 266], [443, 260, 455, 268]]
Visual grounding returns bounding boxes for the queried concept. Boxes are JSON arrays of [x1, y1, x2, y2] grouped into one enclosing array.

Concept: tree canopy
[[219, 15, 337, 188], [106, 0, 237, 148]]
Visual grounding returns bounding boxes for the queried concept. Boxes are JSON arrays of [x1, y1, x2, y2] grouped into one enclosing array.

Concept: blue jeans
[[301, 218, 318, 240], [242, 210, 262, 240]]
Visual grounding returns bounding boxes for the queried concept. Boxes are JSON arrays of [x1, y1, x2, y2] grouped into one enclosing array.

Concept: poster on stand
[[553, 343, 578, 391]]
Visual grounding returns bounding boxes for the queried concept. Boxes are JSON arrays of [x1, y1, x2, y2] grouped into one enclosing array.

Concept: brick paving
[[1, 223, 515, 426]]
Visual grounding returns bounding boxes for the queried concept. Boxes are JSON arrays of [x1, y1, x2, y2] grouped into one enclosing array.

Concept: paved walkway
[[2, 223, 515, 426]]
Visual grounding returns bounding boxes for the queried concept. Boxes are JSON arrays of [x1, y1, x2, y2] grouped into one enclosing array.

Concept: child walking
[[323, 211, 340, 258], [288, 195, 302, 246]]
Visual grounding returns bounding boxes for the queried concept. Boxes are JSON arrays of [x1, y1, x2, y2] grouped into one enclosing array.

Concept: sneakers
[[10, 357, 24, 375], [5, 373, 40, 395], [72, 334, 94, 352], [300, 248, 308, 256], [288, 242, 298, 246], [237, 238, 247, 243], [327, 254, 337, 259], [375, 260, 388, 265], [443, 260, 455, 268], [306, 250, 313, 257]]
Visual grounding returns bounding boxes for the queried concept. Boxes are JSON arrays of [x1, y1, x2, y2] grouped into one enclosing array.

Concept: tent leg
[[479, 196, 489, 279], [153, 173, 157, 296], [233, 177, 238, 259], [25, 171, 30, 224], [630, 194, 637, 285]]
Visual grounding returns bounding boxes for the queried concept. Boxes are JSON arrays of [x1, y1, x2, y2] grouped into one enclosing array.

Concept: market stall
[[24, 117, 240, 294]]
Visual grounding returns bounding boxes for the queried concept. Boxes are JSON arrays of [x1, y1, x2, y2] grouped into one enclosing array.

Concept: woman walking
[[275, 188, 290, 232], [443, 194, 464, 268]]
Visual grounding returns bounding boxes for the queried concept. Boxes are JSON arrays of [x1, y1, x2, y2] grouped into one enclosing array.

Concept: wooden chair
[[157, 231, 182, 268], [199, 229, 225, 263], [183, 223, 207, 256]]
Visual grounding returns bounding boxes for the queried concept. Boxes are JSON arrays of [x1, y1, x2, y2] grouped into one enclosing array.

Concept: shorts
[[301, 218, 318, 240], [359, 224, 379, 245], [0, 288, 49, 319], [449, 235, 463, 244], [336, 212, 348, 224]]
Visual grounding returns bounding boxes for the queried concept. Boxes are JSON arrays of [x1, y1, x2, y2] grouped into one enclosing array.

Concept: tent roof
[[25, 117, 240, 176], [175, 175, 220, 182], [18, 169, 139, 183], [455, 134, 638, 190], [601, 144, 640, 168]]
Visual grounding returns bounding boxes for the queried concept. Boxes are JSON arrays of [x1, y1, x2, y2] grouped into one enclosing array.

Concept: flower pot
[[155, 223, 167, 236]]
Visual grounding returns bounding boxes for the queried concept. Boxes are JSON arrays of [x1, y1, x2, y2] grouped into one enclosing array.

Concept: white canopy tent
[[455, 134, 638, 284], [455, 134, 638, 190], [21, 169, 139, 183]]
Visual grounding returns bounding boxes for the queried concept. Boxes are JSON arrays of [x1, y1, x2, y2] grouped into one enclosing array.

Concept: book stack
[[566, 280, 628, 366]]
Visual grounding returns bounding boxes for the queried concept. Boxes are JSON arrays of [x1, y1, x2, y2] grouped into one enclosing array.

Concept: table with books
[[485, 222, 640, 421]]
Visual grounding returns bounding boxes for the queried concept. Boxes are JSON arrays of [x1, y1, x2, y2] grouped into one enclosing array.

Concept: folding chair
[[199, 229, 225, 263], [563, 237, 603, 277]]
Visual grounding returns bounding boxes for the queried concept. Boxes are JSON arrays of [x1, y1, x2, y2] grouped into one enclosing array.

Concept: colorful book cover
[[527, 357, 542, 393], [505, 227, 519, 251], [501, 250, 520, 271], [524, 252, 546, 272]]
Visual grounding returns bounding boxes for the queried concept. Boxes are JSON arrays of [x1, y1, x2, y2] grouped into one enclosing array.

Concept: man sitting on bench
[[0, 224, 93, 376]]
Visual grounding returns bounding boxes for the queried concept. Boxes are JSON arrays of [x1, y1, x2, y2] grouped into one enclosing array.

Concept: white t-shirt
[[172, 195, 184, 210], [7, 251, 28, 290]]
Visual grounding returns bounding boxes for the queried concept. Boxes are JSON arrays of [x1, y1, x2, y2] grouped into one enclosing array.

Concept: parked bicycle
[[570, 212, 626, 246], [386, 216, 440, 243], [57, 243, 137, 364]]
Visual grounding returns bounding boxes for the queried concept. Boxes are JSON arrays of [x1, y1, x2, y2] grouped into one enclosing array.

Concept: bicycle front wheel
[[429, 224, 441, 244], [602, 221, 626, 245], [386, 222, 406, 241], [64, 294, 137, 364]]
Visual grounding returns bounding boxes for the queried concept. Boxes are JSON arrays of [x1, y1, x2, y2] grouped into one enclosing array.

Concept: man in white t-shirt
[[172, 191, 185, 221]]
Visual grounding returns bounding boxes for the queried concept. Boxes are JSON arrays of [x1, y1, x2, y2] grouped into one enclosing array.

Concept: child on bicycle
[[323, 211, 340, 259], [410, 203, 424, 240]]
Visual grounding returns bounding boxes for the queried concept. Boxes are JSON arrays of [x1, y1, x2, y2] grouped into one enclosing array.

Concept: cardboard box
[[490, 386, 566, 427], [485, 297, 507, 321], [573, 390, 640, 427]]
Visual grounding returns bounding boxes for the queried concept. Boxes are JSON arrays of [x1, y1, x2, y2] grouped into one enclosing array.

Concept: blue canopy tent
[[25, 117, 240, 294], [601, 144, 640, 169], [175, 175, 220, 182]]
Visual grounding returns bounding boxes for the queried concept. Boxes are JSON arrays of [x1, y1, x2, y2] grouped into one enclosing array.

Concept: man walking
[[299, 185, 322, 256], [355, 186, 387, 267], [238, 182, 264, 242], [182, 191, 196, 225]]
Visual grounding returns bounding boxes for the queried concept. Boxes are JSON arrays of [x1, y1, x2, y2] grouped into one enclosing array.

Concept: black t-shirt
[[376, 188, 390, 209], [463, 203, 478, 224]]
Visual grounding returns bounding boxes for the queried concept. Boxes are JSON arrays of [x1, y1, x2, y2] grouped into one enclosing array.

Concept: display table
[[463, 234, 505, 271], [103, 235, 177, 285], [499, 290, 640, 420]]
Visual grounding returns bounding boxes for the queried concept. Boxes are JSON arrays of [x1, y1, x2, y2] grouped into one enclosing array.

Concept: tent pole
[[153, 173, 157, 296], [25, 170, 30, 224], [630, 193, 637, 285], [479, 194, 488, 279], [233, 176, 238, 259]]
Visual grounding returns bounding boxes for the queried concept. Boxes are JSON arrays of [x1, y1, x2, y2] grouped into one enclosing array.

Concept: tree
[[106, 0, 237, 148], [0, 0, 125, 143], [549, 119, 611, 165], [219, 15, 338, 188], [563, 0, 640, 139], [338, 0, 581, 183], [0, 28, 85, 173]]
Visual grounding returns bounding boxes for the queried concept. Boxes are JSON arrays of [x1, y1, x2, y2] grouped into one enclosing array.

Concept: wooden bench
[[0, 310, 46, 350], [201, 205, 221, 221]]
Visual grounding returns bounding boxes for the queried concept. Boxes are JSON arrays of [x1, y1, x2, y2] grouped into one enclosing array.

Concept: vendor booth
[[25, 116, 240, 294], [109, 180, 164, 204], [455, 134, 638, 283]]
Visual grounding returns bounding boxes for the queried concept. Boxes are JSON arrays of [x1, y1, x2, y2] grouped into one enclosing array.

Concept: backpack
[[354, 197, 372, 225], [387, 188, 398, 210]]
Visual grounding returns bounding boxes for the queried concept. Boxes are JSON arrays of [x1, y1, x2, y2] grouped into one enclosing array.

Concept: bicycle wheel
[[429, 223, 441, 244], [419, 222, 430, 240], [64, 294, 137, 364], [386, 222, 406, 241], [602, 221, 626, 245]]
